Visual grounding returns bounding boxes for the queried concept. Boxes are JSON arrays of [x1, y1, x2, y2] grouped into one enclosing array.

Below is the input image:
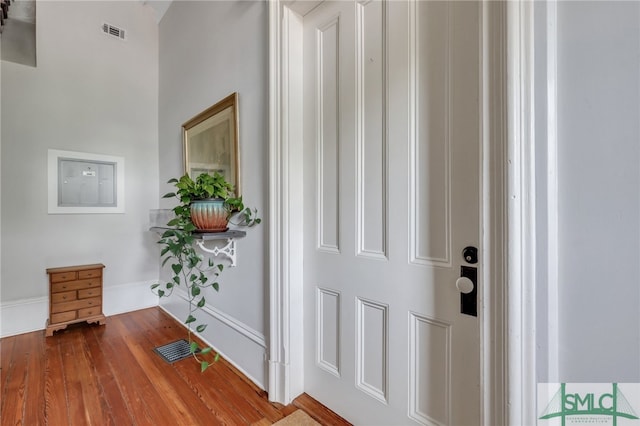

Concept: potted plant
[[151, 172, 260, 371], [168, 172, 260, 231]]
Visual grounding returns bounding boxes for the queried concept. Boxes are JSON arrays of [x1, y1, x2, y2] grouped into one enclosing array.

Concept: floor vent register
[[154, 339, 193, 364]]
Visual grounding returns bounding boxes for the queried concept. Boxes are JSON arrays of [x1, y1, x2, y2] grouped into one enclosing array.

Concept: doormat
[[153, 339, 193, 363], [273, 410, 321, 426]]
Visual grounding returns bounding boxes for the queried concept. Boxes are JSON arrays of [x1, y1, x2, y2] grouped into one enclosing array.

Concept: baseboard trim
[[1, 281, 268, 390], [103, 280, 159, 316], [171, 289, 267, 348], [0, 296, 48, 337], [159, 289, 267, 389], [0, 280, 159, 338]]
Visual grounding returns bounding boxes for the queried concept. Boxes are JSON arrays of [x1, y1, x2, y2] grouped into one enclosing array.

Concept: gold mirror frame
[[182, 92, 240, 197]]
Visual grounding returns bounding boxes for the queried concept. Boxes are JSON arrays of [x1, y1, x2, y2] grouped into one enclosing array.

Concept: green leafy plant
[[151, 173, 260, 371], [167, 173, 261, 227]]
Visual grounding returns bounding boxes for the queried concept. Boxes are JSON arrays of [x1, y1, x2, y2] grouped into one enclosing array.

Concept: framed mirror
[[182, 92, 240, 196]]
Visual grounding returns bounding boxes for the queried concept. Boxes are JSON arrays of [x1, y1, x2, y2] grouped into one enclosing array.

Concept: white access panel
[[48, 149, 125, 214], [58, 158, 116, 207]]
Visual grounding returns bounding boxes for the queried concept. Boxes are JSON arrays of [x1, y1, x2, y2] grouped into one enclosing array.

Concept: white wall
[[0, 8, 3, 332], [537, 1, 640, 382], [558, 1, 640, 381], [158, 1, 269, 387], [9, 0, 36, 24], [0, 1, 160, 336]]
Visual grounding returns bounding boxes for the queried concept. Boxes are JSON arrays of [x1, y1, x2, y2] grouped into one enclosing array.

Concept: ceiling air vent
[[102, 23, 126, 40]]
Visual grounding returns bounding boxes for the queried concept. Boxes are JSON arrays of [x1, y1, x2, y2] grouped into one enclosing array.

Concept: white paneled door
[[302, 1, 481, 424]]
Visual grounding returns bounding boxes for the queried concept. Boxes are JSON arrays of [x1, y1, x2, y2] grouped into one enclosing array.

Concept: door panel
[[303, 1, 481, 424], [411, 0, 450, 266], [316, 13, 341, 253], [356, 0, 387, 260]]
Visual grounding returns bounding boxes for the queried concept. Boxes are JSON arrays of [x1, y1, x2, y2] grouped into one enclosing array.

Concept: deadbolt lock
[[462, 246, 478, 264]]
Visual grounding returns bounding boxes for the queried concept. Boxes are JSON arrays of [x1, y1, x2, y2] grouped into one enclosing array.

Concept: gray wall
[[536, 1, 640, 382], [0, 1, 160, 334], [158, 0, 269, 386], [557, 1, 640, 381], [534, 0, 550, 382], [9, 0, 36, 24], [1, 4, 3, 319], [0, 0, 269, 385]]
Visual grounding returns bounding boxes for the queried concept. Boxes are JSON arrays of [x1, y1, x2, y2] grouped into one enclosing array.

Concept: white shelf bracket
[[150, 227, 245, 267], [196, 238, 237, 267]]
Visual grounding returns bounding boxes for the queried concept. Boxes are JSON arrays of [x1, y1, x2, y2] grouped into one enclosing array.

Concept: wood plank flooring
[[0, 307, 350, 426]]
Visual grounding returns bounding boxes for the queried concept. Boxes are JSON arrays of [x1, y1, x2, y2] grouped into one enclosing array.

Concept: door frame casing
[[503, 0, 538, 424], [267, 1, 537, 424], [267, 0, 305, 403]]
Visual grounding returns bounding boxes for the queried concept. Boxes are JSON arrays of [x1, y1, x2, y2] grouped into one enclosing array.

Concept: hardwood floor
[[0, 307, 350, 426]]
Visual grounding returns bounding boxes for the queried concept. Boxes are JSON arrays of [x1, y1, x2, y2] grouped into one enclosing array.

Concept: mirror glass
[[183, 93, 240, 196]]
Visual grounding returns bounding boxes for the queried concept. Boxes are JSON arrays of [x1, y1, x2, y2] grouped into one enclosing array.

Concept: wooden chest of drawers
[[45, 263, 106, 336]]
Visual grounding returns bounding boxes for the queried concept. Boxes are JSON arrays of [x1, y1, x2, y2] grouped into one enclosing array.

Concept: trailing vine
[[151, 173, 260, 371]]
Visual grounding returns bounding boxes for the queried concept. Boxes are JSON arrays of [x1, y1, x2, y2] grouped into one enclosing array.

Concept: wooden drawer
[[78, 288, 101, 299], [78, 269, 102, 279], [51, 311, 77, 324], [52, 278, 101, 293], [51, 297, 101, 314], [50, 271, 77, 283], [51, 291, 77, 304], [78, 307, 101, 318], [46, 263, 105, 336]]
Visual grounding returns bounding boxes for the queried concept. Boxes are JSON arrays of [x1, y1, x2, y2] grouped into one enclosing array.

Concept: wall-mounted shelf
[[150, 227, 246, 266]]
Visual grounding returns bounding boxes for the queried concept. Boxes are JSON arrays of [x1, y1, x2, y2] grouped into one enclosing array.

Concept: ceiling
[[10, 1, 324, 27], [9, 0, 171, 25], [143, 0, 172, 23]]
